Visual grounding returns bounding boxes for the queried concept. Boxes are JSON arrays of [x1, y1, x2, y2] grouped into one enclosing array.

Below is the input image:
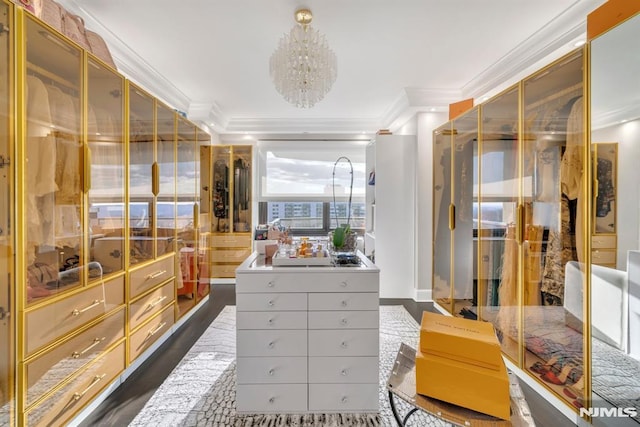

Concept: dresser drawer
[[236, 293, 307, 312], [308, 329, 378, 357], [211, 248, 251, 263], [236, 384, 307, 413], [592, 234, 616, 249], [26, 276, 124, 356], [129, 305, 175, 363], [309, 383, 378, 412], [237, 311, 307, 330], [308, 293, 378, 311], [237, 357, 307, 384], [309, 357, 378, 384], [129, 279, 175, 331], [237, 330, 307, 357], [236, 272, 379, 293], [25, 308, 125, 408], [210, 234, 252, 248], [26, 341, 125, 427], [129, 255, 175, 298], [592, 249, 616, 265], [308, 311, 378, 329]]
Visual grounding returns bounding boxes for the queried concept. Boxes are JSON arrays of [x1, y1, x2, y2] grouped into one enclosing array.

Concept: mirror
[[590, 11, 640, 423]]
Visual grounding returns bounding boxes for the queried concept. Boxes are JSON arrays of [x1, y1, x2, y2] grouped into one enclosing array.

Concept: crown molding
[[223, 117, 381, 134], [381, 88, 460, 132], [462, 0, 605, 100], [56, 0, 191, 113]]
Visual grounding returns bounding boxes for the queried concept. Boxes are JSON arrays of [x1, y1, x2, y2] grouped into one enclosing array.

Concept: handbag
[[11, 0, 35, 13], [27, 262, 59, 289], [62, 11, 90, 50], [85, 29, 117, 69], [34, 0, 64, 34]]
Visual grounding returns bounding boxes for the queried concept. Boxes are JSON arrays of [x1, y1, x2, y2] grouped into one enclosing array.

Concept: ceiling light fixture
[[269, 8, 337, 108]]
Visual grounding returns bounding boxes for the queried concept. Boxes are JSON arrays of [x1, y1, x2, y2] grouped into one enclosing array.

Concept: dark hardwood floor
[[79, 284, 569, 427]]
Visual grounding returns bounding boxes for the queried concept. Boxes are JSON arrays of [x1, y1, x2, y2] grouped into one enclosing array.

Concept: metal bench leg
[[389, 390, 405, 426]]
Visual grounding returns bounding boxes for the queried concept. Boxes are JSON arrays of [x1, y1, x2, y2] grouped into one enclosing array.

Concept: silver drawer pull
[[268, 341, 275, 349], [269, 397, 275, 404], [147, 295, 167, 309], [73, 374, 106, 401], [143, 322, 167, 343], [341, 300, 347, 307], [267, 280, 275, 288], [341, 369, 348, 376], [72, 337, 106, 359], [340, 318, 348, 325], [268, 300, 275, 307], [268, 318, 275, 325], [340, 281, 348, 287], [72, 299, 104, 317], [145, 270, 167, 280], [269, 368, 275, 376], [341, 341, 347, 348], [341, 396, 348, 404]]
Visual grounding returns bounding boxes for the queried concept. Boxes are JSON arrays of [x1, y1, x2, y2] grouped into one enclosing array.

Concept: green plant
[[332, 223, 351, 249]]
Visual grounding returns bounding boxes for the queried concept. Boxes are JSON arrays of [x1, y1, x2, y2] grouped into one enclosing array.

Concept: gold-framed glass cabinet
[[433, 48, 590, 415], [0, 1, 14, 424]]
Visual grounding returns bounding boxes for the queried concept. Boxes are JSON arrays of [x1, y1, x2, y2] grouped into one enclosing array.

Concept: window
[[257, 140, 367, 235]]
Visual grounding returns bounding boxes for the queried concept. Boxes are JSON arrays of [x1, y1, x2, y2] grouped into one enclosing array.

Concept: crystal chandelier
[[269, 8, 337, 108]]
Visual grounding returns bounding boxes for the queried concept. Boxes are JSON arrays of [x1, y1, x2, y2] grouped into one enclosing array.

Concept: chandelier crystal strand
[[270, 11, 337, 108]]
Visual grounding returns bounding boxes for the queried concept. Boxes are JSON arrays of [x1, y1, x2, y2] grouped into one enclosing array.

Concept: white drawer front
[[236, 272, 379, 293], [309, 384, 379, 411], [237, 311, 307, 330], [308, 293, 378, 311], [309, 357, 378, 384], [237, 357, 307, 384], [308, 329, 378, 357], [236, 384, 307, 413], [236, 293, 307, 312], [237, 330, 307, 357], [308, 310, 378, 329]]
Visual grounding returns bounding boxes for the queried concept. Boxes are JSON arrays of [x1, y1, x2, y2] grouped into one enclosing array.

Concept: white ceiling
[[57, 0, 605, 136]]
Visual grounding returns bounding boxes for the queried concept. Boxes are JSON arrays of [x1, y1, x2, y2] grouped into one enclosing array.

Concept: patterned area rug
[[129, 306, 449, 427]]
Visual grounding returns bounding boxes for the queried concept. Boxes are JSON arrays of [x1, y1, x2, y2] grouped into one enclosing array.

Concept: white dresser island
[[235, 251, 380, 414]]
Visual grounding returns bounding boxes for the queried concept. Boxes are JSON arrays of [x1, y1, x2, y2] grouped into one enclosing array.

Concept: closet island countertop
[[237, 250, 379, 273]]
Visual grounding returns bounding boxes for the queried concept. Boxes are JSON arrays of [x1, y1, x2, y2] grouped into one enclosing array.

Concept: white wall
[[592, 119, 640, 270], [415, 112, 448, 301]]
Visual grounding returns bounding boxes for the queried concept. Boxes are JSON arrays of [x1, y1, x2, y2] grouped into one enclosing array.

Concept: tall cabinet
[[365, 135, 416, 298], [433, 49, 589, 415], [0, 1, 14, 424], [204, 145, 252, 279], [3, 4, 212, 425]]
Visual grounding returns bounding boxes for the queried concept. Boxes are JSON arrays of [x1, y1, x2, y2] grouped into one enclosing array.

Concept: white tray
[[271, 251, 333, 267]]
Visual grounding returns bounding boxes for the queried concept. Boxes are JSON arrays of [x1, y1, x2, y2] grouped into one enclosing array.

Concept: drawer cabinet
[[129, 279, 174, 331], [209, 234, 252, 248], [25, 308, 125, 408], [129, 304, 175, 363], [129, 255, 175, 299], [26, 275, 125, 356], [236, 252, 379, 414], [26, 341, 125, 427], [209, 233, 252, 278]]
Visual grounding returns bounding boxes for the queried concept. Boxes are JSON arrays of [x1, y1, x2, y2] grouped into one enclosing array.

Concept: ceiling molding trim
[[380, 87, 461, 131], [56, 0, 192, 113], [224, 117, 381, 134], [462, 0, 605, 100], [188, 102, 229, 130]]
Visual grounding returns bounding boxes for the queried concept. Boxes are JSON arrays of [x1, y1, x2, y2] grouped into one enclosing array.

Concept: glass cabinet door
[[432, 123, 453, 313], [156, 103, 175, 258], [0, 1, 13, 422], [195, 129, 210, 300], [522, 49, 586, 407], [128, 85, 154, 265], [232, 145, 251, 233], [87, 57, 125, 278], [176, 118, 196, 315], [479, 86, 520, 361], [452, 107, 478, 318], [24, 16, 84, 303], [212, 146, 230, 233]]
